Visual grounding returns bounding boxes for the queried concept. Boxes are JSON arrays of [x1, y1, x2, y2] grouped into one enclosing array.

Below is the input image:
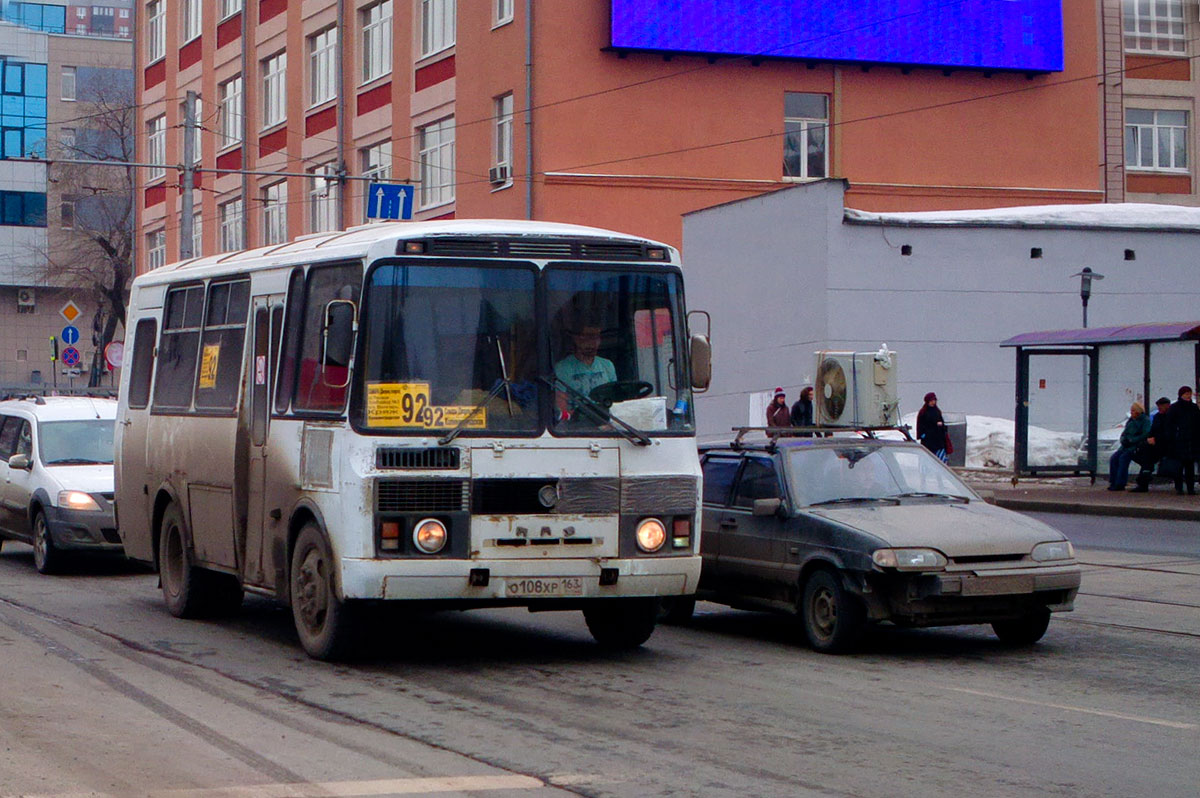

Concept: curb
[[994, 497, 1200, 522]]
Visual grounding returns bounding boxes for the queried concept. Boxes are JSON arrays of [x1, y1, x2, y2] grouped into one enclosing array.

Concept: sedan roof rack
[[730, 425, 914, 451]]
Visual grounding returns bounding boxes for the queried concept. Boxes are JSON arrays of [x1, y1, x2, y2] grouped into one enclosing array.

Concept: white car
[[1078, 420, 1125, 476], [0, 396, 120, 573]]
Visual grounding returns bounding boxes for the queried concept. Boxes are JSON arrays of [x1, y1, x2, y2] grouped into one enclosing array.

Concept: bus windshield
[[357, 261, 694, 435], [547, 266, 693, 434], [359, 262, 541, 433]]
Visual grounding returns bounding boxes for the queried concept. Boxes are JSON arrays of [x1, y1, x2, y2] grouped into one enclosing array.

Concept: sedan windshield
[[546, 267, 693, 434], [788, 444, 974, 507], [358, 262, 540, 433], [39, 420, 115, 465]]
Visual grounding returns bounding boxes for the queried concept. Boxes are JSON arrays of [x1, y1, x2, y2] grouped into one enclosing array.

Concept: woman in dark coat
[[1168, 386, 1200, 495], [916, 392, 949, 462]]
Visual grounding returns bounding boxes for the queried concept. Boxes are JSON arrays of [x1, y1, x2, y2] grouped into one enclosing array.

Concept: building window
[[60, 128, 75, 151], [219, 75, 243, 148], [1123, 0, 1186, 55], [421, 0, 455, 58], [309, 27, 338, 107], [61, 66, 75, 101], [495, 0, 513, 26], [783, 92, 828, 180], [262, 51, 287, 129], [361, 0, 392, 83], [60, 199, 74, 228], [493, 93, 513, 182], [219, 197, 244, 252], [220, 0, 243, 18], [309, 166, 339, 233], [1126, 108, 1189, 171], [362, 141, 392, 181], [181, 0, 201, 42], [418, 117, 455, 208], [147, 229, 166, 269], [192, 211, 202, 258], [146, 1, 164, 62], [147, 114, 165, 180], [0, 191, 46, 227], [263, 181, 288, 245]]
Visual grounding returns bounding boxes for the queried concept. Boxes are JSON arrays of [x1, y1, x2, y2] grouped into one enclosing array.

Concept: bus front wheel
[[290, 524, 356, 660], [583, 598, 657, 649]]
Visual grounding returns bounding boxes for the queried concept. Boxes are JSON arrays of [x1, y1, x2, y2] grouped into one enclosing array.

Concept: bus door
[[116, 316, 161, 562], [241, 296, 283, 586]]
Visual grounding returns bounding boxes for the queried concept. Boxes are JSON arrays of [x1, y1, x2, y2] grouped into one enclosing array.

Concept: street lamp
[[1071, 268, 1105, 328]]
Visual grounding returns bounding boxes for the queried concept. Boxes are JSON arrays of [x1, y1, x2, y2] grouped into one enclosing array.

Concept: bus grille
[[376, 447, 461, 470], [377, 480, 468, 513]]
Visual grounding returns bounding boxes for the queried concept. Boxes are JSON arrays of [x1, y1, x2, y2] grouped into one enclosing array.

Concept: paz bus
[[115, 220, 712, 659]]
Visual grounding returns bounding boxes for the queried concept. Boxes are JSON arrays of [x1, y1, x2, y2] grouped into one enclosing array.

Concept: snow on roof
[[843, 202, 1200, 232]]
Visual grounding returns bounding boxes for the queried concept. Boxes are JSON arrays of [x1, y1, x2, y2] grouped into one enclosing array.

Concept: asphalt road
[[0, 535, 1197, 798], [1026, 511, 1200, 557]]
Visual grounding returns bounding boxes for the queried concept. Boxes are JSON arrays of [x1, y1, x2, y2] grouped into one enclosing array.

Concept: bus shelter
[[1001, 322, 1200, 478]]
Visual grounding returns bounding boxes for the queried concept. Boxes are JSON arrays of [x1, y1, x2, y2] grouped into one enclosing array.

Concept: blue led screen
[[610, 0, 1064, 72]]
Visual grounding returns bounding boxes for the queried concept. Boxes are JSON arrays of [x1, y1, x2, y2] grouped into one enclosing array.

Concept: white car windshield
[[39, 420, 115, 465], [788, 444, 974, 506]]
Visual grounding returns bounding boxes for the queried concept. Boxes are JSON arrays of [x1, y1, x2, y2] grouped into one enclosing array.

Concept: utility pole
[[179, 90, 197, 260]]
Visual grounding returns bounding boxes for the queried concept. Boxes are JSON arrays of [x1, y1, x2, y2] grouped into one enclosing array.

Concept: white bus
[[115, 220, 711, 659]]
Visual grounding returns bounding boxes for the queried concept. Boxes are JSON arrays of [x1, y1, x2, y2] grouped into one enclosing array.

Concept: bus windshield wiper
[[437, 379, 509, 446], [541, 375, 652, 447]]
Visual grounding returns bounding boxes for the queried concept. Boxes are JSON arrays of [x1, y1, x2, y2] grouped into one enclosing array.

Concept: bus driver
[[554, 323, 616, 420]]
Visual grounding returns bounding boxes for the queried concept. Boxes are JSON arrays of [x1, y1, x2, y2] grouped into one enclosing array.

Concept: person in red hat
[[766, 387, 791, 428]]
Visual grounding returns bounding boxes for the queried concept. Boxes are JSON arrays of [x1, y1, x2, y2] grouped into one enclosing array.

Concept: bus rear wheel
[[290, 524, 356, 660], [583, 598, 658, 649], [159, 503, 242, 618]]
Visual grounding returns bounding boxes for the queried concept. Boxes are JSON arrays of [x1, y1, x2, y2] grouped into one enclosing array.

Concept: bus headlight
[[413, 518, 448, 554], [636, 518, 667, 553], [58, 491, 101, 512]]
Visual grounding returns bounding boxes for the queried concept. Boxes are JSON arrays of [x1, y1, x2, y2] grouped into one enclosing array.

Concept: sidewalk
[[961, 472, 1200, 521]]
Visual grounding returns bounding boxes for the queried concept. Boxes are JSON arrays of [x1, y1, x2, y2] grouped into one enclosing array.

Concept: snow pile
[[845, 202, 1200, 231], [902, 413, 1081, 470]]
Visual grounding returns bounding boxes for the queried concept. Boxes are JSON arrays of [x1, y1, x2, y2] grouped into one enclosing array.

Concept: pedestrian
[[1167, 386, 1200, 495], [1132, 397, 1173, 492], [916, 392, 949, 462], [790, 386, 814, 433], [1107, 402, 1150, 491], [766, 387, 791, 428]]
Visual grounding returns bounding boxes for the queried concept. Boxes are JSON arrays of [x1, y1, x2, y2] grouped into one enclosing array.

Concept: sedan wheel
[[992, 608, 1051, 645], [800, 569, 865, 654]]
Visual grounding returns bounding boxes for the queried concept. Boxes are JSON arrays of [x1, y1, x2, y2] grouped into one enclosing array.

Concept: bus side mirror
[[690, 333, 712, 392], [321, 300, 357, 387]]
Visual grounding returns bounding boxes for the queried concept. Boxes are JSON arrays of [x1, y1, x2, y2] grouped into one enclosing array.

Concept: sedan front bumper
[[43, 504, 123, 553]]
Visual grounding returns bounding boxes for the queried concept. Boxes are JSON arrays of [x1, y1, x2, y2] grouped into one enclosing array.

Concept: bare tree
[[39, 66, 135, 386]]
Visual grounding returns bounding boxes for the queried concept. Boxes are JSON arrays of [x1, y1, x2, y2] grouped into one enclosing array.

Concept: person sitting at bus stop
[[1107, 402, 1150, 491], [767, 387, 791, 428], [916, 392, 948, 462], [1132, 397, 1173, 492], [554, 323, 616, 421]]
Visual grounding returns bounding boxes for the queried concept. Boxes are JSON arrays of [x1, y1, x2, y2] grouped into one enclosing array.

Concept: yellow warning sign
[[366, 382, 486, 429], [199, 344, 220, 389]]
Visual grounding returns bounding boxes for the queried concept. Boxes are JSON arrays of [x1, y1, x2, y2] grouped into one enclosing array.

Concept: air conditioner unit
[[488, 164, 511, 185], [16, 288, 35, 308], [814, 346, 900, 428]]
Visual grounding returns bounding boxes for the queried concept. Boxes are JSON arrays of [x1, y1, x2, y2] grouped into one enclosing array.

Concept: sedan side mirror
[[753, 497, 783, 517], [7, 453, 31, 470]]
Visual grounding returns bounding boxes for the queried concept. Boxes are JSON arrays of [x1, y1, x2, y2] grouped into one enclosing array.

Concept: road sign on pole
[[61, 346, 81, 367], [61, 325, 80, 345], [365, 183, 415, 221]]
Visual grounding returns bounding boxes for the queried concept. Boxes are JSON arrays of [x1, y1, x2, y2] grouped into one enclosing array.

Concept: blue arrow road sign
[[61, 325, 80, 345], [365, 183, 415, 221], [61, 346, 81, 367]]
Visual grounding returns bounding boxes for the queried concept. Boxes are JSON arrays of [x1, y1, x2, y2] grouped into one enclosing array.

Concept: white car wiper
[[893, 491, 970, 503]]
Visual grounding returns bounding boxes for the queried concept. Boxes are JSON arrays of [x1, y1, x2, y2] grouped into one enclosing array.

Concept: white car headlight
[[1031, 540, 1074, 562], [58, 490, 101, 512], [872, 548, 947, 570]]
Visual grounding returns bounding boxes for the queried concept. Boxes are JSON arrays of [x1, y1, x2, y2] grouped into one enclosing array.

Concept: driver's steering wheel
[[589, 380, 654, 407]]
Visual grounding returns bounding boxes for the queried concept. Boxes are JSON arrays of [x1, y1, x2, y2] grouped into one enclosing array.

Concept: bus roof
[[136, 219, 678, 287]]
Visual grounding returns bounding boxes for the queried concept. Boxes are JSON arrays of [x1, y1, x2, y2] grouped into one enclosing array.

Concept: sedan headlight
[[872, 548, 947, 570], [58, 490, 101, 512], [1031, 540, 1074, 562], [413, 518, 448, 554]]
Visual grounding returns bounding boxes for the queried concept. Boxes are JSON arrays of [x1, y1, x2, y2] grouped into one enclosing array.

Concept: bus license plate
[[505, 577, 584, 598]]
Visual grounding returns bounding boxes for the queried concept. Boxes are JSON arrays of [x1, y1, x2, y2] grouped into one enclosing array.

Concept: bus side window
[[274, 268, 304, 414], [127, 318, 158, 409], [293, 264, 361, 413], [153, 285, 204, 411], [194, 278, 250, 412]]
